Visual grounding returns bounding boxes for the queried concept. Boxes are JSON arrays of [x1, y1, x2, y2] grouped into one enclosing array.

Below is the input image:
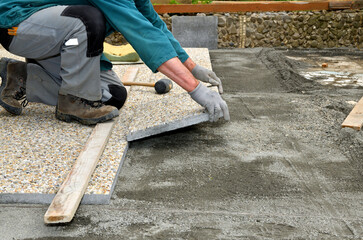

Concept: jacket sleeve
[[134, 0, 189, 63], [87, 0, 180, 73]]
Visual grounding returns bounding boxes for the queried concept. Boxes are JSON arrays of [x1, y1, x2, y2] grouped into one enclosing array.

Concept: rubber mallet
[[122, 78, 173, 94]]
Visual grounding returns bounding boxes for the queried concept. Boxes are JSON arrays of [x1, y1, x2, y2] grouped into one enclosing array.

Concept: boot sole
[[0, 98, 22, 115], [55, 107, 119, 125]]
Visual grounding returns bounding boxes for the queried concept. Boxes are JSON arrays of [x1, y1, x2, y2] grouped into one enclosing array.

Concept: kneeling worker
[[0, 1, 229, 125]]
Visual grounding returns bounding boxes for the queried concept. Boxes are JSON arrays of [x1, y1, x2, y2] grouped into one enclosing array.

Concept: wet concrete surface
[[1, 48, 363, 239]]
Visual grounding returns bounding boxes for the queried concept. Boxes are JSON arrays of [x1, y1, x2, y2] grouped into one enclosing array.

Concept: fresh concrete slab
[[1, 48, 363, 239]]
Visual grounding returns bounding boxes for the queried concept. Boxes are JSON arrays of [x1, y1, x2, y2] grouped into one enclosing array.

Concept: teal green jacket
[[0, 0, 189, 72]]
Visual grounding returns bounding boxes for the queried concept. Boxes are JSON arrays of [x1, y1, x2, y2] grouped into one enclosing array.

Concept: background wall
[[106, 9, 363, 49]]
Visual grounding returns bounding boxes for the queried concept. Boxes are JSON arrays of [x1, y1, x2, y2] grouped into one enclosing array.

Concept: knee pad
[[61, 5, 106, 57], [104, 84, 127, 110]]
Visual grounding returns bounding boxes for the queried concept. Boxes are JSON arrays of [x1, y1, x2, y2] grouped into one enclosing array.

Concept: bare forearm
[[157, 57, 199, 92], [183, 57, 196, 72]]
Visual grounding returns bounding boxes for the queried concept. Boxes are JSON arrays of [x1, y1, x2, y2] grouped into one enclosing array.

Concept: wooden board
[[44, 67, 138, 224], [153, 2, 329, 13], [329, 1, 353, 9], [342, 97, 363, 130]]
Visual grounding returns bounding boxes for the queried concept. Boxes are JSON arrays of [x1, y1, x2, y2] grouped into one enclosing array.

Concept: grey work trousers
[[7, 6, 122, 106]]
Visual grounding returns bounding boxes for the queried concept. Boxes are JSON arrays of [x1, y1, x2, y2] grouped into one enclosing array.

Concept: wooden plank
[[153, 2, 329, 13], [44, 67, 139, 224], [329, 1, 353, 9], [44, 121, 116, 224], [342, 97, 363, 130]]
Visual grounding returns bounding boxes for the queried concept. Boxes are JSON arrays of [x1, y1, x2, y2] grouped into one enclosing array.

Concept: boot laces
[[14, 87, 28, 108], [21, 98, 28, 107], [80, 98, 104, 108], [13, 75, 26, 100], [14, 85, 28, 108]]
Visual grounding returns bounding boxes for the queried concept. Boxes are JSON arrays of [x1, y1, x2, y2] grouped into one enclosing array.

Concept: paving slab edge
[[127, 112, 209, 141], [0, 193, 110, 205], [105, 142, 129, 202]]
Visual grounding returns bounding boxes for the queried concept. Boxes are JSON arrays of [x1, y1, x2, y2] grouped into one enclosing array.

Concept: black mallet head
[[154, 78, 173, 94]]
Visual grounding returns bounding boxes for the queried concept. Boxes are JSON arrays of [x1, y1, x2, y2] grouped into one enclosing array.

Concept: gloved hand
[[191, 64, 223, 94], [189, 83, 230, 122]]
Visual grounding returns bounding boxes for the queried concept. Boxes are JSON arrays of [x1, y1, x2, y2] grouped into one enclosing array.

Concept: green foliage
[[215, 0, 297, 1], [194, 0, 213, 4], [205, 0, 213, 3], [168, 0, 213, 4]]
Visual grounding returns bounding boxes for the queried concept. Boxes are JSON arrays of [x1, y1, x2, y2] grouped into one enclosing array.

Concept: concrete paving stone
[[172, 16, 218, 50], [126, 80, 210, 141], [127, 98, 208, 141], [126, 48, 215, 140]]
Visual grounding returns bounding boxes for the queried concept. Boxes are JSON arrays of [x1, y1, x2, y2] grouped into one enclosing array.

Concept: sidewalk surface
[[1, 48, 363, 240]]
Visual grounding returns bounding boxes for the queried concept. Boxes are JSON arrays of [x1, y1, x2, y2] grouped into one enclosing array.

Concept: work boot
[[0, 58, 27, 115], [56, 94, 119, 125]]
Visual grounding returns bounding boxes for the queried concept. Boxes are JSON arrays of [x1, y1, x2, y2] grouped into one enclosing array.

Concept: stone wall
[[106, 10, 363, 49]]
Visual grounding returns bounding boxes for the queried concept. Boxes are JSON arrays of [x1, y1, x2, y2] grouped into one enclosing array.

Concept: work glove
[[189, 83, 230, 122], [191, 64, 223, 94]]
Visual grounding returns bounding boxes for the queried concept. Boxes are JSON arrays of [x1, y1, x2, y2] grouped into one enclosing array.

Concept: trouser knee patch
[[104, 84, 127, 110], [61, 5, 106, 57]]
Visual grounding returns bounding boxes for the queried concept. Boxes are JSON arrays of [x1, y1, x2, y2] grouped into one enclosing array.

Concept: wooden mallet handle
[[122, 81, 155, 87]]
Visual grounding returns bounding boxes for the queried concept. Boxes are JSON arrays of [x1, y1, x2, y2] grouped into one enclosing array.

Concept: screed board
[[44, 68, 138, 224], [0, 48, 214, 204], [342, 96, 363, 130], [44, 120, 116, 224]]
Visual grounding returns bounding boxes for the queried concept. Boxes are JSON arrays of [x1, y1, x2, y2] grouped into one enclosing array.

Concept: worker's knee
[[104, 84, 127, 110], [61, 5, 106, 57]]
